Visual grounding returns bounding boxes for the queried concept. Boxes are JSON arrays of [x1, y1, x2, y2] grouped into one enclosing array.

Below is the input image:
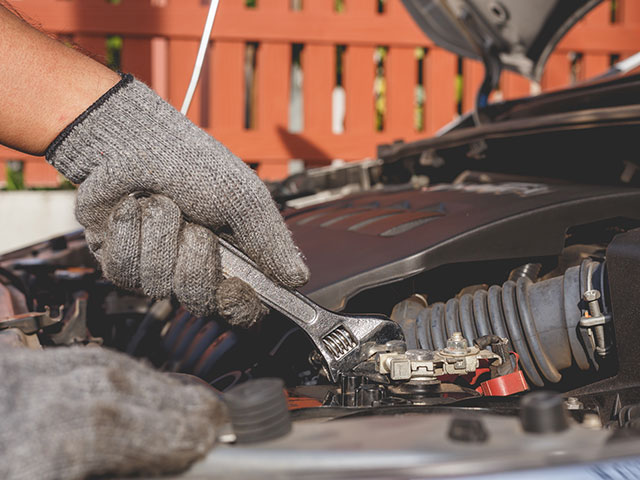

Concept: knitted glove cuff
[[45, 73, 138, 183]]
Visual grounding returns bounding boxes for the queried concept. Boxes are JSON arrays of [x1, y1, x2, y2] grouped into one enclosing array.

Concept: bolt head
[[446, 332, 469, 354], [583, 289, 601, 302], [565, 397, 583, 410]]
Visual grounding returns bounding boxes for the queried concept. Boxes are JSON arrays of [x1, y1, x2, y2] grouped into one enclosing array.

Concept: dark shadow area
[[276, 125, 331, 164]]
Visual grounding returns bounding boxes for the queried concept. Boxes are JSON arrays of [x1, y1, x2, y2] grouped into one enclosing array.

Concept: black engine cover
[[286, 182, 640, 310]]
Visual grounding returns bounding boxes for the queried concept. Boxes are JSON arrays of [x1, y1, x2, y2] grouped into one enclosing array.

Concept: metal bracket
[[51, 293, 102, 346], [0, 306, 63, 335]]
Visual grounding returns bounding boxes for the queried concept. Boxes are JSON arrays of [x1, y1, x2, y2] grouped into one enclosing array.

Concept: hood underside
[[402, 0, 602, 81]]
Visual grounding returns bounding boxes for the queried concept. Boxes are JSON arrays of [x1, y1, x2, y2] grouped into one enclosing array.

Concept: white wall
[[0, 191, 81, 254]]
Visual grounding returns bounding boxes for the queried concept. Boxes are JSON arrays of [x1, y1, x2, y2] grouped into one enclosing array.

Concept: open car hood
[[402, 0, 602, 81]]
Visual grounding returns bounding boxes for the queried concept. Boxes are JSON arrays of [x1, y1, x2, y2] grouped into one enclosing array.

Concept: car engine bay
[[4, 174, 640, 477]]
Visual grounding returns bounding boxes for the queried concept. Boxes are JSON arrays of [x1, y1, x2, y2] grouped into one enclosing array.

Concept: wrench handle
[[218, 238, 319, 324]]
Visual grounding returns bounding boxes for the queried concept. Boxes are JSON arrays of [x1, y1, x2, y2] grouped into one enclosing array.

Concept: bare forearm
[[0, 4, 119, 155]]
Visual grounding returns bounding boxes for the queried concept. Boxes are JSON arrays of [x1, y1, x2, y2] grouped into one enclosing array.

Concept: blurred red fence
[[1, 0, 639, 186]]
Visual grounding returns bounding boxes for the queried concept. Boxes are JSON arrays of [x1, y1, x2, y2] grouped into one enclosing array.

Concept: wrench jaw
[[317, 315, 404, 383]]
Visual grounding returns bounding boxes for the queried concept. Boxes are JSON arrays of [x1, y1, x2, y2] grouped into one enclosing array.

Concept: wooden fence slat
[[49, 4, 432, 48], [560, 26, 640, 52], [501, 71, 531, 100], [622, 0, 640, 25], [13, 0, 634, 52], [256, 161, 289, 180], [23, 159, 60, 187], [425, 47, 457, 135], [585, 0, 610, 25], [304, 0, 334, 14], [303, 44, 334, 134], [211, 131, 426, 161], [258, 0, 289, 12], [541, 52, 571, 91], [73, 34, 106, 63], [151, 37, 169, 100], [167, 38, 202, 124], [256, 42, 290, 137], [386, 0, 411, 17], [210, 41, 245, 134], [584, 53, 610, 79], [342, 0, 376, 17], [345, 45, 376, 135], [121, 37, 153, 86], [386, 46, 416, 137]]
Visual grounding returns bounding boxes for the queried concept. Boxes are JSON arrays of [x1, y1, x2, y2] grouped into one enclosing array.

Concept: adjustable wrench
[[218, 238, 403, 382]]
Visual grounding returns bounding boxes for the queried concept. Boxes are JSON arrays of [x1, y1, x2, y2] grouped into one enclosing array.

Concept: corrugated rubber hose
[[392, 260, 604, 387]]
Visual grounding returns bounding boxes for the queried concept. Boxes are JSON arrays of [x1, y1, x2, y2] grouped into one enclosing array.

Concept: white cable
[[181, 0, 221, 115]]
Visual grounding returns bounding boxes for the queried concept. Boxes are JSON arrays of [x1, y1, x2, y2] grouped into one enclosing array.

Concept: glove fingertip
[[261, 249, 309, 289], [215, 277, 267, 329], [277, 255, 310, 289]]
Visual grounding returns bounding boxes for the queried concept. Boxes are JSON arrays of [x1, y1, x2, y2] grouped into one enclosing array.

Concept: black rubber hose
[[445, 298, 460, 338], [459, 294, 477, 347], [402, 261, 601, 387], [487, 285, 509, 338], [501, 280, 543, 386], [515, 277, 562, 383], [473, 290, 492, 337]]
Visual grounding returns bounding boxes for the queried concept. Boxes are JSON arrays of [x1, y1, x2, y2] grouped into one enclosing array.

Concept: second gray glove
[[0, 345, 222, 480], [45, 74, 309, 321]]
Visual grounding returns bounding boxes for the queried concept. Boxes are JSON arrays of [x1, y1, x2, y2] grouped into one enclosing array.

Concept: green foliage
[[246, 0, 257, 7], [374, 46, 388, 131], [105, 35, 123, 71], [334, 0, 344, 13], [6, 161, 24, 191], [57, 178, 77, 190]]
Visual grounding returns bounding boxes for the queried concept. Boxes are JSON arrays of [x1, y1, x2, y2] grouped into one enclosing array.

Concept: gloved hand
[[45, 74, 309, 324], [0, 345, 222, 480]]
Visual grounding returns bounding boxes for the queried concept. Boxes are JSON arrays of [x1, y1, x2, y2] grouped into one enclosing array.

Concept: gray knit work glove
[[45, 74, 309, 324], [0, 346, 222, 480]]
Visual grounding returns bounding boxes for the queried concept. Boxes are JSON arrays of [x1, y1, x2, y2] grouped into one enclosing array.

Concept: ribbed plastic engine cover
[[286, 182, 640, 310]]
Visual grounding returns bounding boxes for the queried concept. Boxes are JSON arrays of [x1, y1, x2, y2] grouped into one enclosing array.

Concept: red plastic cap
[[477, 370, 529, 396]]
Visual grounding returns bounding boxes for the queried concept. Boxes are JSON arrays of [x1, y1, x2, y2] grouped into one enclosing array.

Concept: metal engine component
[[0, 306, 62, 334], [377, 334, 501, 382], [579, 261, 612, 357], [50, 292, 103, 346], [393, 259, 609, 387], [330, 333, 523, 407]]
